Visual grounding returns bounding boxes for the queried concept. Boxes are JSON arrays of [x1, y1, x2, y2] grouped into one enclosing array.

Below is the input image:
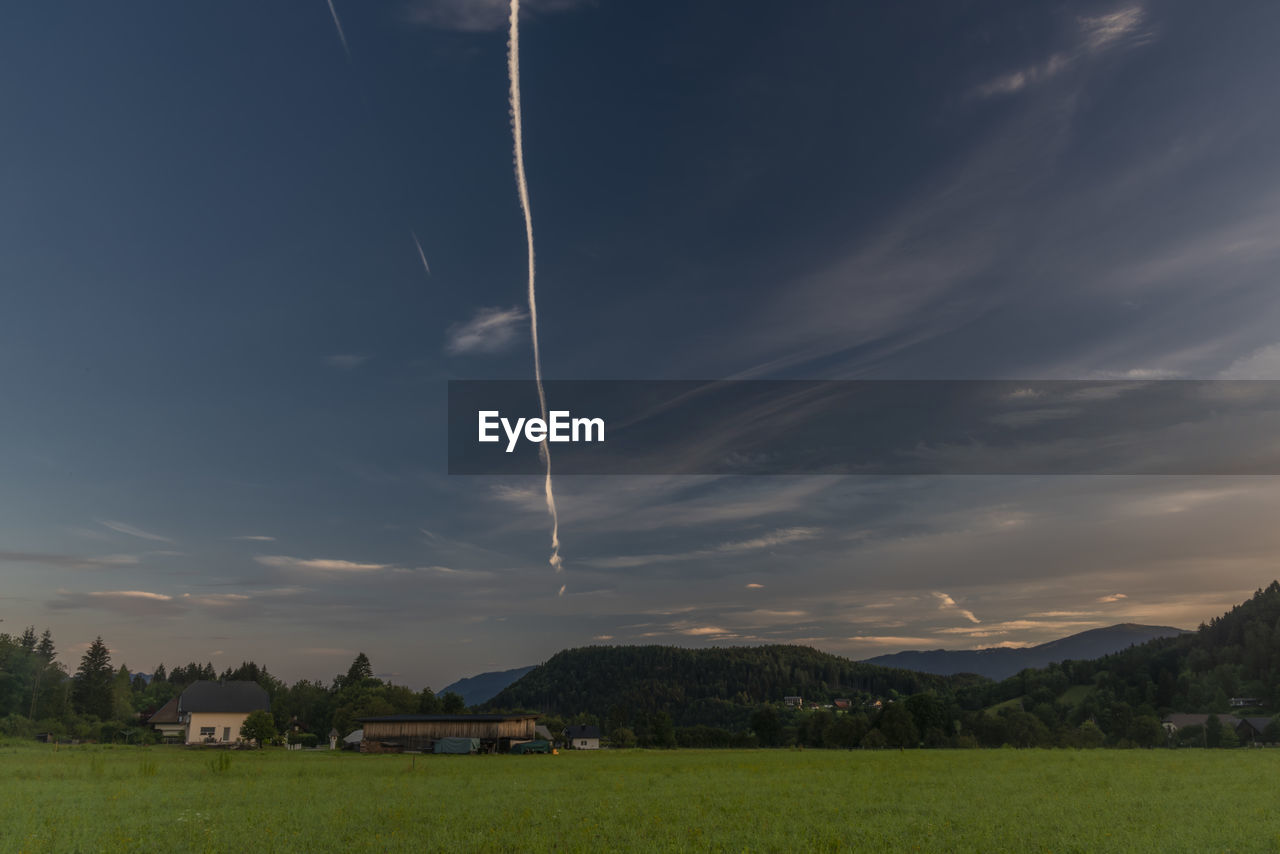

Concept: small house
[[783, 696, 803, 709], [565, 725, 601, 750], [147, 680, 270, 745]]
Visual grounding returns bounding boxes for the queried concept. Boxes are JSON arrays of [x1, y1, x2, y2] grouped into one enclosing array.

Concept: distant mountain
[[441, 666, 536, 706], [863, 623, 1188, 680]]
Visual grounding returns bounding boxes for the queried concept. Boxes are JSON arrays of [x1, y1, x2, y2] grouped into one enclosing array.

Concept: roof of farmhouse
[[178, 680, 270, 714], [358, 714, 538, 723]]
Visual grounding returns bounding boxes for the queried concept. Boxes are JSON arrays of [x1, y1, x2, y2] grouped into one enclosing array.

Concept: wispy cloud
[[325, 354, 370, 369], [402, 0, 587, 33], [585, 527, 821, 569], [98, 519, 173, 543], [0, 550, 139, 569], [255, 555, 390, 573], [231, 535, 276, 542], [325, 0, 351, 58], [48, 589, 183, 616], [933, 591, 981, 624], [1098, 593, 1127, 603], [445, 306, 527, 355], [974, 4, 1150, 99]]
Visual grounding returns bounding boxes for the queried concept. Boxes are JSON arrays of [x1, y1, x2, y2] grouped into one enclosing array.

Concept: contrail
[[325, 0, 351, 59], [410, 231, 432, 278], [508, 0, 563, 574]]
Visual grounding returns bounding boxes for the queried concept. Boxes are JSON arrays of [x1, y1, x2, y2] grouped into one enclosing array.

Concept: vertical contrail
[[325, 0, 351, 59], [508, 0, 564, 575], [411, 231, 432, 278]]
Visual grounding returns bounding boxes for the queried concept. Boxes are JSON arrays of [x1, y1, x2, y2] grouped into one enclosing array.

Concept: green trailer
[[510, 739, 551, 754]]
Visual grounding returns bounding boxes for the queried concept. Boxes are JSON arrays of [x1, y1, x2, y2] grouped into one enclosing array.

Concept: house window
[[199, 727, 216, 737], [223, 727, 231, 742]]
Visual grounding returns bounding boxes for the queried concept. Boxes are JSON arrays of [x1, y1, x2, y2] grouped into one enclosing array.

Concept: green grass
[[3, 743, 1280, 852]]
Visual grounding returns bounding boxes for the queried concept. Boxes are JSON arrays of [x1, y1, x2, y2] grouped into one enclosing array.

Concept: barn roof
[[357, 713, 537, 723], [178, 680, 270, 714]]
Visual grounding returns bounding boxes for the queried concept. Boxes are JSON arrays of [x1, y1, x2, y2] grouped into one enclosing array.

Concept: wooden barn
[[358, 714, 538, 753]]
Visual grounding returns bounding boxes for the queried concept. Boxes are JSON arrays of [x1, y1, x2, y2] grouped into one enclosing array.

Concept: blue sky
[[4, 0, 1280, 690]]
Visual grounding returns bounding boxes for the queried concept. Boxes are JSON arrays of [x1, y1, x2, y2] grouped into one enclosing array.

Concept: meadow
[[3, 743, 1278, 853]]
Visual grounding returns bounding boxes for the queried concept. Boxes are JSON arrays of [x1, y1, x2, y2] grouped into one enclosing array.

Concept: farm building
[[146, 680, 270, 745], [565, 725, 601, 750], [358, 714, 537, 753]]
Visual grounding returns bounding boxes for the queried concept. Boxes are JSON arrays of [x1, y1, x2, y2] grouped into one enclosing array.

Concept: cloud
[[231, 535, 276, 542], [1221, 343, 1280, 379], [1098, 593, 1127, 603], [933, 591, 981, 624], [585, 527, 821, 569], [973, 4, 1149, 99], [0, 550, 139, 569], [255, 555, 390, 573], [325, 354, 370, 369], [746, 583, 764, 589], [48, 589, 184, 617], [445, 306, 527, 355], [716, 527, 820, 553], [402, 0, 587, 33], [98, 520, 173, 543]]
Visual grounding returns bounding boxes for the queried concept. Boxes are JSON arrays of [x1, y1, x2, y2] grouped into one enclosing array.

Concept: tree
[[649, 710, 676, 748], [878, 702, 920, 748], [750, 705, 782, 747], [241, 709, 277, 747], [441, 692, 466, 714], [418, 687, 442, 714], [345, 653, 373, 686], [1205, 714, 1223, 748], [72, 637, 114, 721]]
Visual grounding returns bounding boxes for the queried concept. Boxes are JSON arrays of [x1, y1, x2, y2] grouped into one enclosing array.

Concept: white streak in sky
[[325, 0, 352, 59], [411, 231, 432, 278], [508, 0, 563, 573]]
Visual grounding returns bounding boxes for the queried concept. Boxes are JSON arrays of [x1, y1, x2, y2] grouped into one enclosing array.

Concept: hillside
[[483, 644, 982, 728], [441, 665, 535, 706], [864, 624, 1188, 680]]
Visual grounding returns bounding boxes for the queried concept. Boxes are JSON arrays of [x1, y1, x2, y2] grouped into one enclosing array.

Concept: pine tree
[[73, 637, 114, 720], [346, 652, 373, 685], [36, 629, 55, 662]]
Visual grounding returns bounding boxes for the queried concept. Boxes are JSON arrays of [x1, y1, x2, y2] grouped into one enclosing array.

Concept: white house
[[148, 680, 270, 745], [565, 724, 601, 749]]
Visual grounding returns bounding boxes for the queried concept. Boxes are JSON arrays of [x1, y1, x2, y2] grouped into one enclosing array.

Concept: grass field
[[4, 743, 1279, 853]]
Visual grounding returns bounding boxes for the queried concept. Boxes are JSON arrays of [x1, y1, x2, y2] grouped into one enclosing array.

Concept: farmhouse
[[147, 680, 270, 745], [358, 714, 537, 753], [1161, 713, 1275, 744], [565, 725, 601, 750]]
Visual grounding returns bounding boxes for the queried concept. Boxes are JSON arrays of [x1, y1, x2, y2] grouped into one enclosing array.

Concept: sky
[[4, 0, 1280, 691]]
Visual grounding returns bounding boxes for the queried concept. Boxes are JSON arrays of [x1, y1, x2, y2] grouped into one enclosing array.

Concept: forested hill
[[483, 644, 981, 727], [986, 581, 1280, 717]]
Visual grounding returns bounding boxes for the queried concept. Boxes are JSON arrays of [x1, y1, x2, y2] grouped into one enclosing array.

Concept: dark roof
[[357, 714, 538, 723], [147, 696, 181, 724], [178, 680, 270, 714], [565, 725, 602, 739], [1162, 714, 1242, 729]]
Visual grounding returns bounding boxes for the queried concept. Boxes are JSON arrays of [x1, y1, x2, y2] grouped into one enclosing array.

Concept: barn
[[358, 714, 538, 753]]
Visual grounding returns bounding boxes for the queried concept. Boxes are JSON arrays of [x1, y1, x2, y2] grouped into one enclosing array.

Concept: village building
[[357, 714, 537, 753], [146, 680, 270, 745], [783, 696, 803, 709], [565, 725, 601, 750]]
